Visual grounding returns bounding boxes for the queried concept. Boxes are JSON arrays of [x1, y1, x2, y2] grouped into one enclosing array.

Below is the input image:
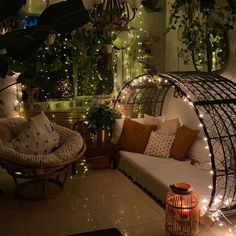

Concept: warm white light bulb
[[202, 199, 208, 203]]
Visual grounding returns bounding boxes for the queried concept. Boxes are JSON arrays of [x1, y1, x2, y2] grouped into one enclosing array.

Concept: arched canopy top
[[114, 71, 236, 213], [161, 71, 236, 105]]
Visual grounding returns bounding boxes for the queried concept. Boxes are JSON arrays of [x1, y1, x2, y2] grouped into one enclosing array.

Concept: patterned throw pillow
[[11, 112, 59, 155], [144, 132, 175, 158]]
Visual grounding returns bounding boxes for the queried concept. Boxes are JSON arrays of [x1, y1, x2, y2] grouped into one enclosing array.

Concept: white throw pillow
[[144, 132, 175, 158], [11, 112, 59, 155], [110, 119, 125, 145], [156, 118, 180, 135], [188, 137, 211, 170], [143, 114, 165, 127], [188, 138, 232, 171]]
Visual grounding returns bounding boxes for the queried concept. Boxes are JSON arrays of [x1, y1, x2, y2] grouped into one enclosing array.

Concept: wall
[[221, 28, 236, 82], [165, 0, 236, 77], [165, 1, 195, 72], [23, 0, 62, 15], [114, 1, 167, 93], [0, 74, 18, 118], [141, 0, 166, 72]]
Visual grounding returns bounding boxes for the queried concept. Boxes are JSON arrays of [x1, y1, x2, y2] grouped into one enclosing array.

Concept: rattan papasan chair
[[0, 117, 86, 199]]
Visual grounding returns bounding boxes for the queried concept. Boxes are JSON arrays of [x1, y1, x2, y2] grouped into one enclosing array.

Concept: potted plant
[[84, 104, 121, 169], [86, 104, 121, 144]]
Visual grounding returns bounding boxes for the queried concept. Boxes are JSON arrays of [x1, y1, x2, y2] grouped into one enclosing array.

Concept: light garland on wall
[[113, 4, 161, 97], [113, 5, 145, 96]]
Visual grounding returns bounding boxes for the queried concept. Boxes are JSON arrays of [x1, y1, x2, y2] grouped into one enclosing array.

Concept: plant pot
[[25, 87, 39, 104], [86, 155, 111, 169], [104, 44, 113, 54], [96, 129, 110, 145]]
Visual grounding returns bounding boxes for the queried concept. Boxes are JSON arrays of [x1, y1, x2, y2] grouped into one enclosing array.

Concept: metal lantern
[[165, 183, 200, 236], [83, 0, 141, 31]]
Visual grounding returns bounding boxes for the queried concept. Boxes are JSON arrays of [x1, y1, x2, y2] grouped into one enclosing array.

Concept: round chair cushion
[[0, 123, 85, 171]]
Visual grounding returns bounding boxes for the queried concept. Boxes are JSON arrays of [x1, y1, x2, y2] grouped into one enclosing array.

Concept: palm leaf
[[0, 0, 26, 21], [38, 0, 90, 33]]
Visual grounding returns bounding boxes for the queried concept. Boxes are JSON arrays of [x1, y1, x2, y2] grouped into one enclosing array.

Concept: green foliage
[[0, 12, 22, 30], [167, 0, 236, 72], [10, 28, 115, 99], [86, 104, 121, 133], [71, 29, 115, 96]]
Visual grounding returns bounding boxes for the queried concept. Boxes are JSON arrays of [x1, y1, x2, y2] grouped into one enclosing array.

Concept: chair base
[[15, 178, 66, 200], [7, 166, 68, 200]]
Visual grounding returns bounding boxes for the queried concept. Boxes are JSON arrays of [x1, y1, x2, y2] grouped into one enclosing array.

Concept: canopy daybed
[[114, 71, 236, 215]]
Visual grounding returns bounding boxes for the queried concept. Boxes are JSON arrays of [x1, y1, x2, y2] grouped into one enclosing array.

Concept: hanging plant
[[167, 0, 236, 72]]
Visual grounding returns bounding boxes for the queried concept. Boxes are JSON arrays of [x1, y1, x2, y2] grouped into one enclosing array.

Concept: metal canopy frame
[[114, 71, 236, 213]]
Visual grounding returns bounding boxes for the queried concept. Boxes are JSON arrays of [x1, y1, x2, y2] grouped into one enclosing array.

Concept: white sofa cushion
[[144, 132, 175, 158]]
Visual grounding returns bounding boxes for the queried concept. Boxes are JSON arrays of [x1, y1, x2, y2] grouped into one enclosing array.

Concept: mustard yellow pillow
[[119, 118, 157, 153], [171, 125, 199, 161]]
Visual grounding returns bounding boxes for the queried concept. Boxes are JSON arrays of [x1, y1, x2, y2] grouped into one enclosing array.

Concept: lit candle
[[179, 208, 190, 218]]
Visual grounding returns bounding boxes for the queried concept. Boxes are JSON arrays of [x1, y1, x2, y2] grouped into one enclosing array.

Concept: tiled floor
[[0, 167, 235, 236]]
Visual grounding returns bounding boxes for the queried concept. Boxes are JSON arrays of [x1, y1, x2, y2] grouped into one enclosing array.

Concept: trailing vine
[[167, 0, 236, 72]]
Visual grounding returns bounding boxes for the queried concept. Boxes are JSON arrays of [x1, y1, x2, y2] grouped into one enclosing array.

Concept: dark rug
[[67, 228, 123, 236]]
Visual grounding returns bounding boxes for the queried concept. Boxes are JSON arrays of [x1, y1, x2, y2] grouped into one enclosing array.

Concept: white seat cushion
[[118, 151, 212, 204]]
